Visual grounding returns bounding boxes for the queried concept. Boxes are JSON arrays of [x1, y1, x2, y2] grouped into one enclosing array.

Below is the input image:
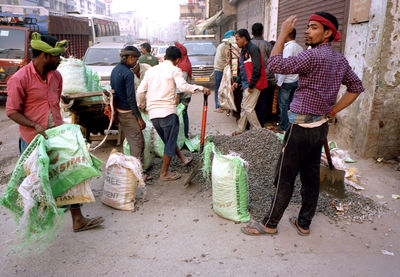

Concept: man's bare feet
[[214, 108, 224, 113]]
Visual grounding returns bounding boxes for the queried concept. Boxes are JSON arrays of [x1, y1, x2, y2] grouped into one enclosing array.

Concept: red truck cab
[[0, 25, 31, 95]]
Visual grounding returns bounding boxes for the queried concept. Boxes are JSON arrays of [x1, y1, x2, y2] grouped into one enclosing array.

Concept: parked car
[[183, 40, 217, 87], [152, 45, 168, 63], [83, 42, 126, 87]]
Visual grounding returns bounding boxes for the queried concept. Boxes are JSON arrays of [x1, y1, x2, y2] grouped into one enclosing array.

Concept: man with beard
[[241, 12, 364, 236], [6, 33, 104, 232]]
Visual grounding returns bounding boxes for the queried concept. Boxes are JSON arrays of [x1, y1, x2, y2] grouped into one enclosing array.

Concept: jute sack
[[101, 150, 145, 211]]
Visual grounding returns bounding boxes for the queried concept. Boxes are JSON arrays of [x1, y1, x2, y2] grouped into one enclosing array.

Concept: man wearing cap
[[111, 46, 146, 161], [213, 30, 234, 113], [6, 33, 104, 232], [241, 12, 364, 236]]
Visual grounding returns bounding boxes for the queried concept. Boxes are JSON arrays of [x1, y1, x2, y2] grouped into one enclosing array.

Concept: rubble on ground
[[209, 129, 387, 223], [143, 128, 387, 223]]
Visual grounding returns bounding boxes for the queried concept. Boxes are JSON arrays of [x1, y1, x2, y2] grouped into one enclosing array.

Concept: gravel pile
[[143, 128, 386, 223], [209, 129, 387, 223]]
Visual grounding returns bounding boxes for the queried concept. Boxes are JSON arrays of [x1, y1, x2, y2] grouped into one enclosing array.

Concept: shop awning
[[194, 10, 223, 35]]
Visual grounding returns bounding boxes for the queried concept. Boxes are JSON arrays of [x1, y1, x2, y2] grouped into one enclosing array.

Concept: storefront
[[277, 0, 349, 52]]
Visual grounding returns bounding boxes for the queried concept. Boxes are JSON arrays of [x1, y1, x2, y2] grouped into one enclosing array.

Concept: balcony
[[179, 4, 203, 19]]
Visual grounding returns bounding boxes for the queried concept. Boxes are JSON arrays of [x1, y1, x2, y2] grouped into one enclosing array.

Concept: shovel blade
[[183, 160, 203, 187], [320, 164, 346, 199]]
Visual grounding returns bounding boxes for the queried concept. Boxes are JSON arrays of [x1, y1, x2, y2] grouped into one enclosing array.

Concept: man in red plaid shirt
[[241, 12, 364, 236]]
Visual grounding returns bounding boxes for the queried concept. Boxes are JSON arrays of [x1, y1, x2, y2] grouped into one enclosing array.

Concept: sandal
[[73, 216, 104, 232], [231, 131, 242, 137], [160, 172, 181, 181], [289, 216, 310, 236], [240, 222, 277, 236]]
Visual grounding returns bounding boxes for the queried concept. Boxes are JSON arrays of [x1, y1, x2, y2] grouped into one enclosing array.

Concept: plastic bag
[[203, 142, 250, 222], [101, 150, 145, 211], [184, 135, 201, 152], [57, 57, 88, 94], [218, 65, 236, 111]]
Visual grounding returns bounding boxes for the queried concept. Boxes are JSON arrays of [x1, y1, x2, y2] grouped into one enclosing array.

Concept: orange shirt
[[6, 61, 63, 143]]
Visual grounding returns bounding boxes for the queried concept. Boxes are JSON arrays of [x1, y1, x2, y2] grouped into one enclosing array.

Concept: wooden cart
[[63, 90, 122, 145]]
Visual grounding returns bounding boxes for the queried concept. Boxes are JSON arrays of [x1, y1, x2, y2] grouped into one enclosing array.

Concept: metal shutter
[[237, 0, 265, 30], [277, 0, 348, 53]]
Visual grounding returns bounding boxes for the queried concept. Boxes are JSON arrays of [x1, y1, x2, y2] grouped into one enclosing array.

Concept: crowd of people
[[5, 11, 364, 236]]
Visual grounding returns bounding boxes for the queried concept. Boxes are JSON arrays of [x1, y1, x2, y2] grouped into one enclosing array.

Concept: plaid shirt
[[268, 43, 364, 115]]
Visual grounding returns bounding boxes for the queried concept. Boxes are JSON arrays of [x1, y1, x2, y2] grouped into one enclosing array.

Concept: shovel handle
[[323, 140, 334, 170], [199, 94, 208, 152]]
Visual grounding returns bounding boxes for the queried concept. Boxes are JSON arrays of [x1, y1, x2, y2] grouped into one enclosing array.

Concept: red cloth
[[243, 52, 268, 90], [309, 14, 342, 42], [175, 42, 192, 79], [6, 62, 63, 143]]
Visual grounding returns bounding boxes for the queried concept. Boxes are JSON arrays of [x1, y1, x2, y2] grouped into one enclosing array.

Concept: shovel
[[184, 93, 208, 187], [320, 140, 346, 198]]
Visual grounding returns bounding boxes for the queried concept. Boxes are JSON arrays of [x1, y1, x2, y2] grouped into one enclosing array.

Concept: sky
[[111, 0, 187, 23]]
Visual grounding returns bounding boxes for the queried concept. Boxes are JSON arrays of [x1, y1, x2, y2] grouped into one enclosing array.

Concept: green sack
[[184, 134, 201, 152], [45, 124, 102, 197], [123, 136, 153, 170], [0, 124, 102, 254], [152, 104, 186, 157], [203, 142, 250, 223], [176, 103, 186, 149], [86, 68, 93, 91]]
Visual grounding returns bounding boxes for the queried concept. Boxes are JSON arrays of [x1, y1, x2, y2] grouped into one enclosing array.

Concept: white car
[[83, 42, 127, 87], [152, 45, 168, 63]]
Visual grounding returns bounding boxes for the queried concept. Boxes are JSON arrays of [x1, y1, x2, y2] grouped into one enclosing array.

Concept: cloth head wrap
[[120, 49, 141, 57], [224, 30, 235, 39], [309, 14, 341, 42], [30, 32, 67, 56], [174, 42, 192, 79]]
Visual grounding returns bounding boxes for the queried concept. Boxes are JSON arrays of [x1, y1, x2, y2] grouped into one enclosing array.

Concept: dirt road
[[0, 92, 399, 276]]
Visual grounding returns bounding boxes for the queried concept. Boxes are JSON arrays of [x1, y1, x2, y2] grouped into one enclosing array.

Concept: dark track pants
[[262, 122, 329, 230]]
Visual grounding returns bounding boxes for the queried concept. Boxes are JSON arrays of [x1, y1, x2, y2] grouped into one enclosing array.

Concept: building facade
[[2, 0, 75, 13], [203, 0, 399, 159], [73, 0, 106, 15]]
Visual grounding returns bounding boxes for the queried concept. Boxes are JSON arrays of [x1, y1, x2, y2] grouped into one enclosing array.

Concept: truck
[[0, 4, 90, 95]]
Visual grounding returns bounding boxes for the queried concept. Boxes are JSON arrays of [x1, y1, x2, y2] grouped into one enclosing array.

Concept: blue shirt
[[110, 63, 140, 117], [239, 53, 249, 90]]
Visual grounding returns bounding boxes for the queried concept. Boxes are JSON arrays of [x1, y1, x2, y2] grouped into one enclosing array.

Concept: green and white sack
[[203, 142, 250, 222], [123, 112, 154, 170], [0, 124, 102, 254]]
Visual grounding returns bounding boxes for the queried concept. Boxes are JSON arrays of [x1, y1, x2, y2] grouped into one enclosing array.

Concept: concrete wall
[[263, 0, 279, 41], [334, 0, 400, 159]]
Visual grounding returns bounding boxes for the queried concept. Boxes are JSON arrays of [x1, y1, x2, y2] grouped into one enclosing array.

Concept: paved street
[[0, 92, 399, 276]]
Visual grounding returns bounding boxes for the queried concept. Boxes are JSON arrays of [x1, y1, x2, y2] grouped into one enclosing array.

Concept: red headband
[[309, 14, 342, 42]]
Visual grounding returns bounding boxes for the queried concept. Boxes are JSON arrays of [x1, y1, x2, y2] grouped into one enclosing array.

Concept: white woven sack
[[101, 151, 145, 211]]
